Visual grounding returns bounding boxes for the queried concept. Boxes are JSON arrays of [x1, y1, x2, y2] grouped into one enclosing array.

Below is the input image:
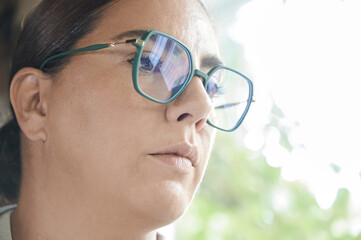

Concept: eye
[[139, 56, 154, 72], [206, 77, 225, 98], [127, 55, 163, 74]]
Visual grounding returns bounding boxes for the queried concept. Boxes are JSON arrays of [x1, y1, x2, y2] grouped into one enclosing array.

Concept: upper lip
[[149, 143, 199, 167]]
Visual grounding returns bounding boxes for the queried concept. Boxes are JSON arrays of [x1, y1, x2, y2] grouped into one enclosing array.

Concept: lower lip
[[149, 154, 193, 173]]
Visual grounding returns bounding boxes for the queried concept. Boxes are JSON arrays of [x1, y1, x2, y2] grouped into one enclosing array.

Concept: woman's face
[[45, 0, 218, 227]]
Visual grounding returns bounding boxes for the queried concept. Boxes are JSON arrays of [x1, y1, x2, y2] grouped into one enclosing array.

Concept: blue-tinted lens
[[137, 33, 191, 102]]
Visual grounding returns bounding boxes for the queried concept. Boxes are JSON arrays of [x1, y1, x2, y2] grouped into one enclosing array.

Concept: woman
[[0, 0, 253, 239]]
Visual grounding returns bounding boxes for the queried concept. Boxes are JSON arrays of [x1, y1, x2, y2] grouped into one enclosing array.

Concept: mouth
[[149, 143, 199, 172]]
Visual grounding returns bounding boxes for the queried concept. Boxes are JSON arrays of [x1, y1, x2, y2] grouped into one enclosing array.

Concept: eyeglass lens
[[137, 33, 250, 131], [137, 34, 191, 102], [206, 68, 250, 131]]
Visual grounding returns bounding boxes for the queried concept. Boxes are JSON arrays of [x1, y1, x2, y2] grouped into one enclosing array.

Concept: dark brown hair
[[0, 0, 118, 206]]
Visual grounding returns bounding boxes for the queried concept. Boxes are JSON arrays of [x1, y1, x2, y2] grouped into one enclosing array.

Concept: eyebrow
[[200, 55, 224, 69], [111, 30, 147, 41]]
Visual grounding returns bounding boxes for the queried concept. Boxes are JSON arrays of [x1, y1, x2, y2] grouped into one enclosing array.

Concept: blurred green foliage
[[176, 132, 358, 240]]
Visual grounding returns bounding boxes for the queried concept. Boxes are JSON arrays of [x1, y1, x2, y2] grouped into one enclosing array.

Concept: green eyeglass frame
[[39, 30, 254, 132]]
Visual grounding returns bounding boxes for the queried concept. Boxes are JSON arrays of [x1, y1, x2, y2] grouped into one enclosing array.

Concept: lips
[[149, 143, 199, 167]]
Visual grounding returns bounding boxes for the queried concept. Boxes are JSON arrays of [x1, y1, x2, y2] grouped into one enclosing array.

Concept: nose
[[165, 72, 213, 131]]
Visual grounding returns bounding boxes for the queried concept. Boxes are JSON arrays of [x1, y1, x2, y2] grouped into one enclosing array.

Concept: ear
[[10, 67, 52, 142]]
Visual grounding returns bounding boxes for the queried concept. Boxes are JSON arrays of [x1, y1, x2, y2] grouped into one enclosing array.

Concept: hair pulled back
[[0, 0, 118, 205]]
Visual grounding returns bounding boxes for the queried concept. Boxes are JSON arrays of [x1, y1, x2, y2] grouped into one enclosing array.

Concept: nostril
[[177, 113, 192, 121], [195, 118, 207, 130]]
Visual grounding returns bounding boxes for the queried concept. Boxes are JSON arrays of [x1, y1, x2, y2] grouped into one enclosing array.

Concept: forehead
[[82, 0, 218, 64]]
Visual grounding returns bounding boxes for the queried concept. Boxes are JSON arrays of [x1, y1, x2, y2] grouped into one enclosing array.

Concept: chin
[[143, 180, 196, 228]]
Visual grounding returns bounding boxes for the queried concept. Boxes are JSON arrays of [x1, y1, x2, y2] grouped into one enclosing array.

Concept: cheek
[[46, 69, 156, 179]]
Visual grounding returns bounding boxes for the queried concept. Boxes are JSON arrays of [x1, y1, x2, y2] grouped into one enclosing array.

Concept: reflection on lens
[[207, 68, 250, 131], [137, 33, 191, 102]]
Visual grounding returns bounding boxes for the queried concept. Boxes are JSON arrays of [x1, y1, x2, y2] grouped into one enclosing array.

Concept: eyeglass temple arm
[[39, 38, 143, 70], [214, 98, 256, 110]]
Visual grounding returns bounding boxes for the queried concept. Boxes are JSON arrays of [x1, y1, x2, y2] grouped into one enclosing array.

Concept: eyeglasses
[[40, 30, 254, 132]]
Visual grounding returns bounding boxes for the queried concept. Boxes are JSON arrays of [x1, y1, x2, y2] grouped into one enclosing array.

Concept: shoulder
[[0, 205, 17, 215], [0, 204, 17, 240]]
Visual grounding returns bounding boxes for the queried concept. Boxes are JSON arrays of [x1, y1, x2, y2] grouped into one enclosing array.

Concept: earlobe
[[10, 67, 51, 142]]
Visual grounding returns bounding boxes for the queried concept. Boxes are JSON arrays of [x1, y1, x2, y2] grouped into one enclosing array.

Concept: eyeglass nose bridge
[[192, 69, 209, 87]]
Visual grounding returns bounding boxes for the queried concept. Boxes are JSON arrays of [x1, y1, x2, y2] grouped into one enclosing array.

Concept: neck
[[11, 171, 159, 240]]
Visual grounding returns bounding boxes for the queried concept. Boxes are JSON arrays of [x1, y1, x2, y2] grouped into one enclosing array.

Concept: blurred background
[[0, 0, 41, 124], [1, 0, 361, 239]]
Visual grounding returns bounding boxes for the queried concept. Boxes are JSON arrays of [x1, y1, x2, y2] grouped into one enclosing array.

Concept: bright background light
[[234, 0, 361, 209], [227, 0, 361, 224]]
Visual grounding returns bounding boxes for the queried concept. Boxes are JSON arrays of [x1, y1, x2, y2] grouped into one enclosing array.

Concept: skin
[[9, 0, 219, 239]]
